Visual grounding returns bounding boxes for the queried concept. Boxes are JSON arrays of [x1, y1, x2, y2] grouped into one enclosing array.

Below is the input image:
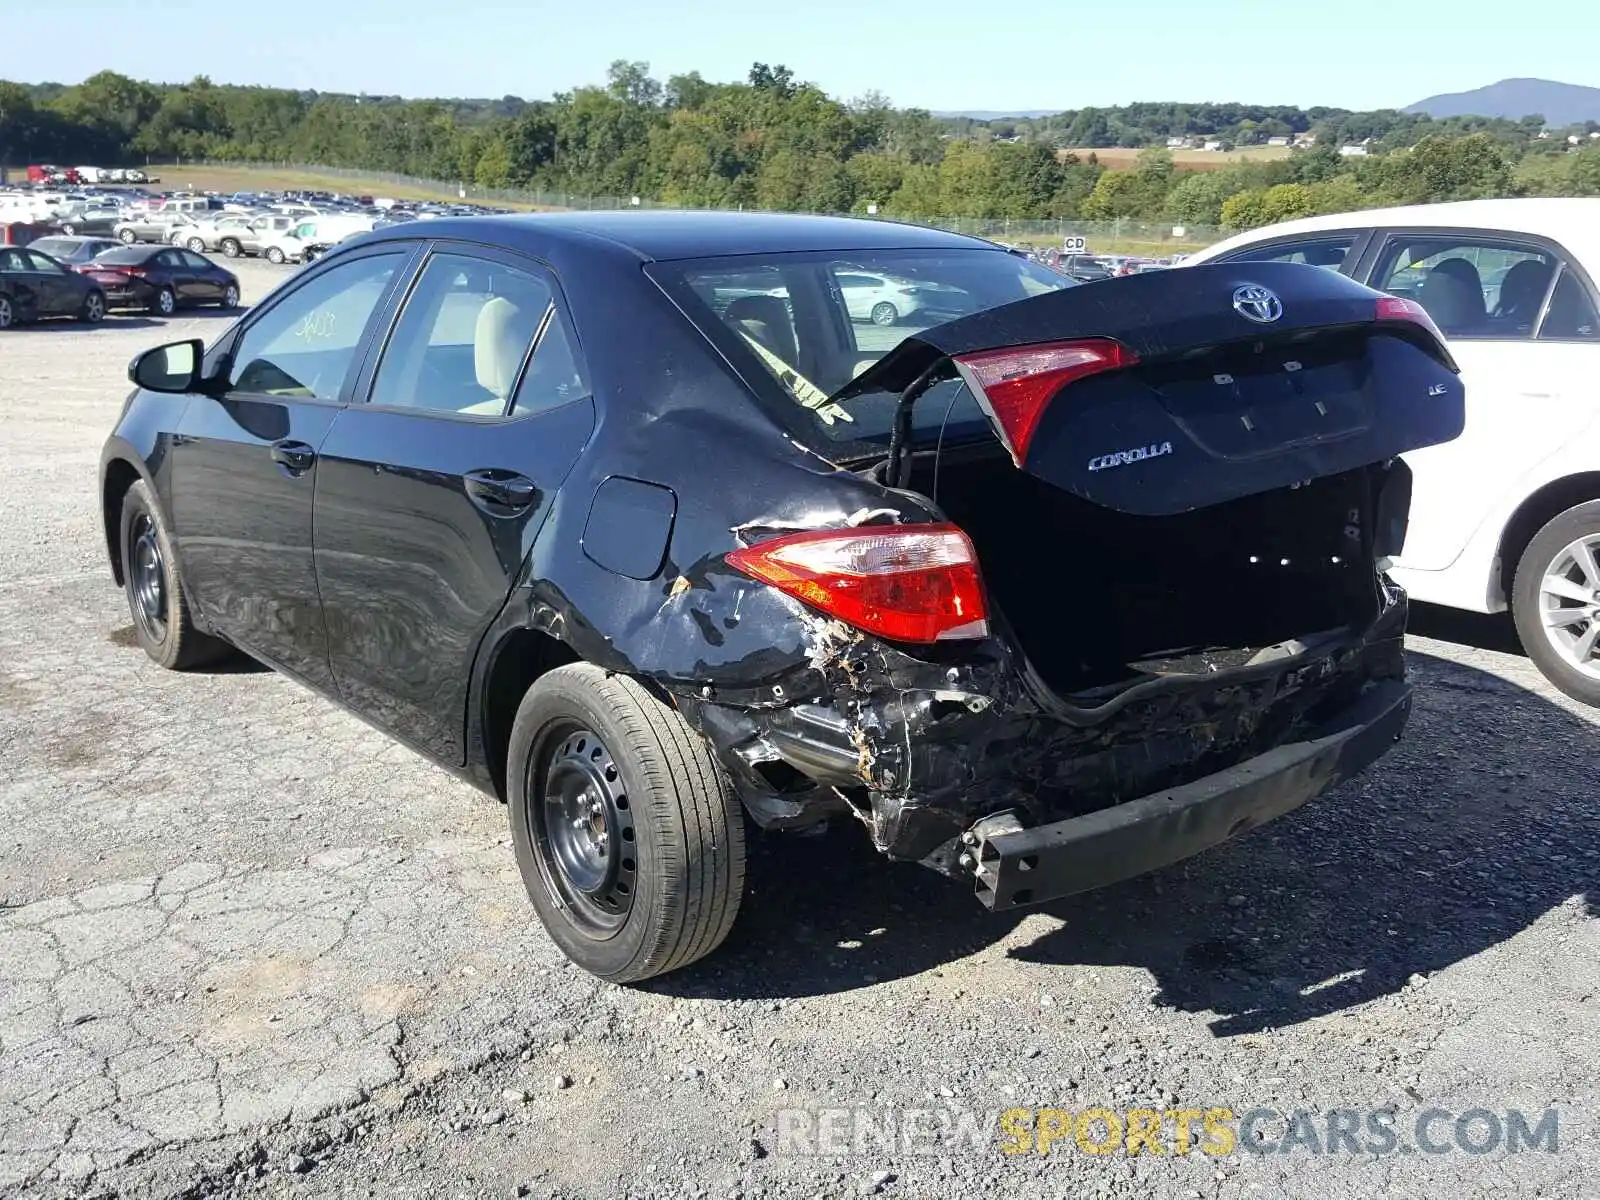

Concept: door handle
[[271, 439, 316, 475], [464, 469, 539, 514]]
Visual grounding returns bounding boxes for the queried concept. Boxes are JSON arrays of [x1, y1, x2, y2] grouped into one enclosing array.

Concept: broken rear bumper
[[966, 679, 1412, 910]]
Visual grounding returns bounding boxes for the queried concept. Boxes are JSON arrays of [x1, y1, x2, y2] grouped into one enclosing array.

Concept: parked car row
[[0, 239, 239, 329]]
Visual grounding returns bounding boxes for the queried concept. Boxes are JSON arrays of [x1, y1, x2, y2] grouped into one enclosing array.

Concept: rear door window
[[367, 251, 583, 418], [1369, 235, 1558, 339]]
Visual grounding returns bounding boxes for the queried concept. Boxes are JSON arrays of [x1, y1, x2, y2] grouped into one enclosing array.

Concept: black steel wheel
[[532, 724, 639, 936], [117, 480, 231, 670], [507, 663, 746, 983]]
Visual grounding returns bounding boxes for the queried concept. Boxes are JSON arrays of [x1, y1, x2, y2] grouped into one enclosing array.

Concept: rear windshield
[[649, 248, 1072, 446], [94, 247, 155, 265]]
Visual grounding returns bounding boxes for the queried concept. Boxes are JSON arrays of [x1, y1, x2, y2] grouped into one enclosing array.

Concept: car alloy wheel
[[128, 511, 168, 645], [119, 229, 137, 244], [1536, 533, 1600, 680], [0, 296, 12, 329], [265, 247, 285, 265], [187, 237, 206, 252], [153, 287, 175, 317], [61, 224, 77, 236], [82, 292, 105, 323], [220, 239, 241, 258], [530, 723, 637, 937], [870, 300, 899, 326], [221, 284, 239, 309]]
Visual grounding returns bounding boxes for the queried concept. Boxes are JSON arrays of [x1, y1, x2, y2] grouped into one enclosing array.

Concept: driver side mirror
[[129, 339, 204, 393]]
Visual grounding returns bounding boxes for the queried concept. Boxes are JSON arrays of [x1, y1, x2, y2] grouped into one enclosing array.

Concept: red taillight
[[725, 524, 988, 644], [1375, 295, 1445, 343], [952, 338, 1138, 466]]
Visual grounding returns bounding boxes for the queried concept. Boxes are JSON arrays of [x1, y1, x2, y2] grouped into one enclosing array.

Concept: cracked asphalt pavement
[[1, 261, 1597, 1199]]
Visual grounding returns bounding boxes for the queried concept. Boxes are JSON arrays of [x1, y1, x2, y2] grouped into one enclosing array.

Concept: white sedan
[[1185, 198, 1600, 703], [835, 270, 928, 326]]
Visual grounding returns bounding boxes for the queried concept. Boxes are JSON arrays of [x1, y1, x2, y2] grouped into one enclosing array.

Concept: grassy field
[[1061, 144, 1294, 170]]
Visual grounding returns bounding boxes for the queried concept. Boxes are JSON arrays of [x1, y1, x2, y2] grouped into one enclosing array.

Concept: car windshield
[[650, 247, 1072, 447]]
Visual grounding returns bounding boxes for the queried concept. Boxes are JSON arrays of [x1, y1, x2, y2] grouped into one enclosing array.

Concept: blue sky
[[4, 0, 1596, 112]]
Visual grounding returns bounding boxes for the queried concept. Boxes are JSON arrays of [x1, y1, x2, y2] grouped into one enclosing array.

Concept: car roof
[[1192, 198, 1600, 267], [360, 209, 999, 263]]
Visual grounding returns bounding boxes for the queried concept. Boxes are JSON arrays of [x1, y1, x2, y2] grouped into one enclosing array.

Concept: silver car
[[114, 210, 200, 245]]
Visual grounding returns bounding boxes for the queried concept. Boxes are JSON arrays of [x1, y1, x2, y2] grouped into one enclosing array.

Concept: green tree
[[1258, 182, 1315, 223], [1377, 133, 1514, 204], [1220, 189, 1269, 230], [1164, 171, 1234, 224]]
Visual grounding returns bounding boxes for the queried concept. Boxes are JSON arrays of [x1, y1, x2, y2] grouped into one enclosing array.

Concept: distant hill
[[932, 110, 1059, 120], [1406, 78, 1600, 126]]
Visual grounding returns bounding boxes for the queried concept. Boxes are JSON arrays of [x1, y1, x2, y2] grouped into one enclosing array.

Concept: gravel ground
[[1, 259, 1596, 1199]]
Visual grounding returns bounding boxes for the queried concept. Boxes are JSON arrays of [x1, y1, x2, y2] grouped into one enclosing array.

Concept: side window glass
[[1373, 237, 1555, 339], [511, 309, 589, 416], [368, 252, 551, 417], [24, 250, 63, 273], [0, 248, 23, 272], [688, 264, 803, 374], [181, 251, 211, 270], [228, 254, 400, 400], [1540, 267, 1600, 341], [1222, 235, 1356, 271]]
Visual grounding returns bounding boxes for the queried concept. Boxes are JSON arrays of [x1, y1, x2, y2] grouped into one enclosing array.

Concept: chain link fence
[[161, 159, 1226, 253]]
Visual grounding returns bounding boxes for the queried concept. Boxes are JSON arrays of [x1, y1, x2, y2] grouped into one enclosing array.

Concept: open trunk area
[[913, 448, 1387, 698]]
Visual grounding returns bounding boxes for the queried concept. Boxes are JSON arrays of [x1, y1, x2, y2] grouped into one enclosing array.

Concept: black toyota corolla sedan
[[82, 244, 240, 315], [100, 212, 1464, 982]]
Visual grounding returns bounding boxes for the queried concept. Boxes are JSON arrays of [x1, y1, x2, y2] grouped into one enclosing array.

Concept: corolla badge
[[1087, 441, 1174, 472], [1232, 284, 1283, 324]]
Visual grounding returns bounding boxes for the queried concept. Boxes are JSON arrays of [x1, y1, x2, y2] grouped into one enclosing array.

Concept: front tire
[[264, 246, 286, 265], [219, 238, 242, 258], [61, 224, 77, 237], [219, 283, 239, 310], [0, 295, 13, 330], [507, 663, 746, 983], [186, 237, 206, 253], [118, 480, 230, 670], [1513, 501, 1600, 706], [870, 300, 899, 326], [118, 228, 138, 244]]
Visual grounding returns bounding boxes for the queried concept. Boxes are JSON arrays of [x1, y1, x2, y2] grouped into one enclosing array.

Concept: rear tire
[[118, 480, 231, 671], [219, 238, 242, 258], [151, 286, 176, 317], [219, 283, 239, 310], [0, 295, 13, 330], [870, 300, 898, 326], [61, 224, 77, 237], [507, 663, 746, 983], [186, 237, 206, 253], [264, 246, 286, 265], [1512, 500, 1600, 707], [118, 228, 137, 244], [80, 290, 106, 324]]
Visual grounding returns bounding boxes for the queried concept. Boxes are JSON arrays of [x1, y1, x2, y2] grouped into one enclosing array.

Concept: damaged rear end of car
[[662, 259, 1464, 911]]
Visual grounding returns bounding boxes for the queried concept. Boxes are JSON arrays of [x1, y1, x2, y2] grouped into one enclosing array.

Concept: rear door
[[1355, 228, 1600, 573], [312, 243, 594, 761], [167, 246, 413, 687]]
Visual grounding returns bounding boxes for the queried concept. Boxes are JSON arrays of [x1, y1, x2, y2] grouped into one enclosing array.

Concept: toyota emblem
[[1232, 284, 1284, 324]]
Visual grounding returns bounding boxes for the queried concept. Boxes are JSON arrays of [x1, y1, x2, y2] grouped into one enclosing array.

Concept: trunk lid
[[837, 261, 1465, 517]]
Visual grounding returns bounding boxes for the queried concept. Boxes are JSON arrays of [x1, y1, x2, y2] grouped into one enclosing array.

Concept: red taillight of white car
[[952, 337, 1139, 466], [725, 524, 989, 644]]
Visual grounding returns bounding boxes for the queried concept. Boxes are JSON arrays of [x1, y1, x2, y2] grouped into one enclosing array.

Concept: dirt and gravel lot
[[1, 259, 1597, 1199]]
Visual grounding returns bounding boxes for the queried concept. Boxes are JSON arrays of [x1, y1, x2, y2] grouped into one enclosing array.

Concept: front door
[[1361, 230, 1600, 574], [17, 248, 76, 315], [167, 247, 411, 687], [313, 245, 594, 761]]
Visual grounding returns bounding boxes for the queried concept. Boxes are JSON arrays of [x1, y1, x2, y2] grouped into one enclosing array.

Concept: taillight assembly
[[725, 524, 988, 644], [953, 338, 1138, 466], [1374, 295, 1445, 343]]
